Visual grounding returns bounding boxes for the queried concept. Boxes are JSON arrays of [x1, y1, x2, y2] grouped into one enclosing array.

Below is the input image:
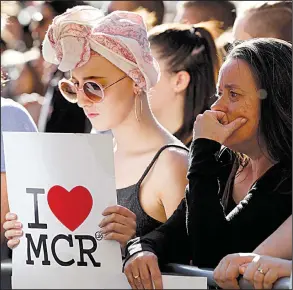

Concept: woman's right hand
[[3, 212, 23, 249], [124, 251, 163, 289]]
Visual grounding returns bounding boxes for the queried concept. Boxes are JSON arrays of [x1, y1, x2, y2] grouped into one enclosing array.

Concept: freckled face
[[211, 58, 262, 150]]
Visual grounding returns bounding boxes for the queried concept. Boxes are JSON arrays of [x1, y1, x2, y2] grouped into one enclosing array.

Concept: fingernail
[[100, 228, 105, 234], [241, 118, 247, 124], [15, 230, 23, 236], [8, 213, 16, 219], [15, 222, 22, 228]]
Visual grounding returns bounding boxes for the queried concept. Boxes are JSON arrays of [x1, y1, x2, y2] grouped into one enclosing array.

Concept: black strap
[[137, 144, 189, 187]]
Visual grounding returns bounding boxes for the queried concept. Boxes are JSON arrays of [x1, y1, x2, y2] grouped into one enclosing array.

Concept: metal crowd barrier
[[1, 259, 291, 289], [162, 263, 291, 289]]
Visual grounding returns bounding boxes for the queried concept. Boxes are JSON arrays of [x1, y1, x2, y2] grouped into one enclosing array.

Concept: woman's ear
[[133, 81, 141, 95], [173, 71, 190, 94]]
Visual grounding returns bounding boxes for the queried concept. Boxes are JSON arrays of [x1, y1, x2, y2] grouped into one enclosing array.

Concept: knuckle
[[152, 273, 161, 281], [4, 230, 10, 239], [254, 272, 263, 282], [109, 223, 116, 231], [8, 239, 18, 248], [213, 271, 219, 281], [116, 205, 123, 215], [7, 240, 14, 248], [106, 232, 114, 239], [226, 273, 235, 281], [131, 219, 137, 227], [124, 265, 130, 273], [196, 114, 202, 121], [227, 254, 236, 260], [3, 222, 9, 230], [114, 206, 120, 214]]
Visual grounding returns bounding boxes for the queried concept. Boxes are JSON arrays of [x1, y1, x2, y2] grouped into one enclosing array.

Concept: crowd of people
[[1, 1, 292, 289]]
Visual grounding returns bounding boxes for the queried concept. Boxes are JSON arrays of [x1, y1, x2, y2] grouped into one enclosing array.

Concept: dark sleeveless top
[[117, 144, 189, 238]]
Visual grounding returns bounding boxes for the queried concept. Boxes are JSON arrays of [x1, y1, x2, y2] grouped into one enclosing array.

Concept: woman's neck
[[112, 97, 175, 154], [244, 146, 276, 182], [152, 96, 184, 136]]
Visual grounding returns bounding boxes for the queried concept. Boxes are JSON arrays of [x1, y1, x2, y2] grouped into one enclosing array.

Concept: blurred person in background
[[27, 0, 93, 133], [1, 11, 38, 289], [105, 1, 165, 29], [233, 1, 292, 42], [1, 1, 92, 133], [148, 22, 220, 147], [1, 1, 44, 98], [175, 1, 237, 38]]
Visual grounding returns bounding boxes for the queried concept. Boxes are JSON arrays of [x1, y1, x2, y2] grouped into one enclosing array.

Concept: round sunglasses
[[58, 75, 127, 103]]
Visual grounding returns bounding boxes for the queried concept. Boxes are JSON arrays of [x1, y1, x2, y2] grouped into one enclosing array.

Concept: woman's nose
[[211, 96, 228, 113], [76, 91, 92, 108]]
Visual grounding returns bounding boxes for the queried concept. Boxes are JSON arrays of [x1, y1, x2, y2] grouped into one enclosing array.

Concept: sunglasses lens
[[84, 82, 103, 102], [59, 82, 77, 102]]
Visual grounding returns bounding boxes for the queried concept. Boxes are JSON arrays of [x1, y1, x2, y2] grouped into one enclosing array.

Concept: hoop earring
[[134, 91, 143, 122]]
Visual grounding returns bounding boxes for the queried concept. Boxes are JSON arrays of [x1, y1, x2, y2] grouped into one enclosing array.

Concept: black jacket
[[124, 138, 292, 269]]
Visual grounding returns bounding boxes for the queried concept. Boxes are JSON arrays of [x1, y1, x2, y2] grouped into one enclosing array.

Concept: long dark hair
[[148, 23, 220, 145], [222, 38, 292, 207]]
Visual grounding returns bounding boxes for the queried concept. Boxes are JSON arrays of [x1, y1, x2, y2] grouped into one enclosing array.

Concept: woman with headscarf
[[3, 6, 189, 252]]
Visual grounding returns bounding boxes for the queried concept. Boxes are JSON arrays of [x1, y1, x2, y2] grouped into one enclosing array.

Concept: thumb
[[239, 263, 249, 275], [239, 266, 246, 275], [225, 118, 247, 135]]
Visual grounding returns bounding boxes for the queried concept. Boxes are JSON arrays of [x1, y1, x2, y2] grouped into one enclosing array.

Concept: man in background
[[175, 1, 236, 32], [105, 1, 165, 29], [233, 1, 292, 42]]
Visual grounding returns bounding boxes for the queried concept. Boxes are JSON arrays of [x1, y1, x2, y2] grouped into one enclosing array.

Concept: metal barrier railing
[[1, 259, 291, 289], [162, 263, 291, 289]]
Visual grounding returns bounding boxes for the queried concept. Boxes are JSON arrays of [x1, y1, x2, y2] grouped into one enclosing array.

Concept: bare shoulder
[[154, 142, 189, 182]]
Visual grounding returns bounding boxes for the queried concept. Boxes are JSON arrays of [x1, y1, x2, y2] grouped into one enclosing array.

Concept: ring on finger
[[257, 267, 265, 275]]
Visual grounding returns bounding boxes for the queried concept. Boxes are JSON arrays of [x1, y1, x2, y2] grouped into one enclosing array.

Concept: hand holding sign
[[3, 212, 23, 248], [4, 204, 137, 250], [99, 205, 136, 248]]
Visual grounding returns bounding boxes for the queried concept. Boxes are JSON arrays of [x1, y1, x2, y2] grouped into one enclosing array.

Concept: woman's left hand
[[99, 205, 136, 248], [214, 253, 257, 289], [193, 110, 247, 144], [240, 255, 292, 289]]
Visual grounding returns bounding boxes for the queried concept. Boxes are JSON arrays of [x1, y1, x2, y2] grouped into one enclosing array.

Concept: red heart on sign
[[47, 185, 93, 231]]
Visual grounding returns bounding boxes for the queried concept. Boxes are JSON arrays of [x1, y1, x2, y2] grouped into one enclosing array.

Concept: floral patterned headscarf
[[42, 5, 160, 92]]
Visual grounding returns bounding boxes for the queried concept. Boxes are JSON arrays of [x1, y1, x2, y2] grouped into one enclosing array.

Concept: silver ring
[[257, 267, 265, 275]]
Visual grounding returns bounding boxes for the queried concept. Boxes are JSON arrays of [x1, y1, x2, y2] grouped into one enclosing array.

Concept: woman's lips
[[87, 113, 99, 118]]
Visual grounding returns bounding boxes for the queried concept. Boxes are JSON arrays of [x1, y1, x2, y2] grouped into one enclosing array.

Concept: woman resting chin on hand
[[3, 205, 136, 250], [123, 39, 292, 289]]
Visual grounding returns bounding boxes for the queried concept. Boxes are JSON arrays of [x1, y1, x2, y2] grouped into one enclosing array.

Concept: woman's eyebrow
[[224, 83, 242, 89], [71, 76, 106, 82], [83, 76, 106, 81]]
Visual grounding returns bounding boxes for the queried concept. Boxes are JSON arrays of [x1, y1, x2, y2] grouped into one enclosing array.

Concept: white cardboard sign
[[3, 132, 207, 289], [3, 132, 123, 289]]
